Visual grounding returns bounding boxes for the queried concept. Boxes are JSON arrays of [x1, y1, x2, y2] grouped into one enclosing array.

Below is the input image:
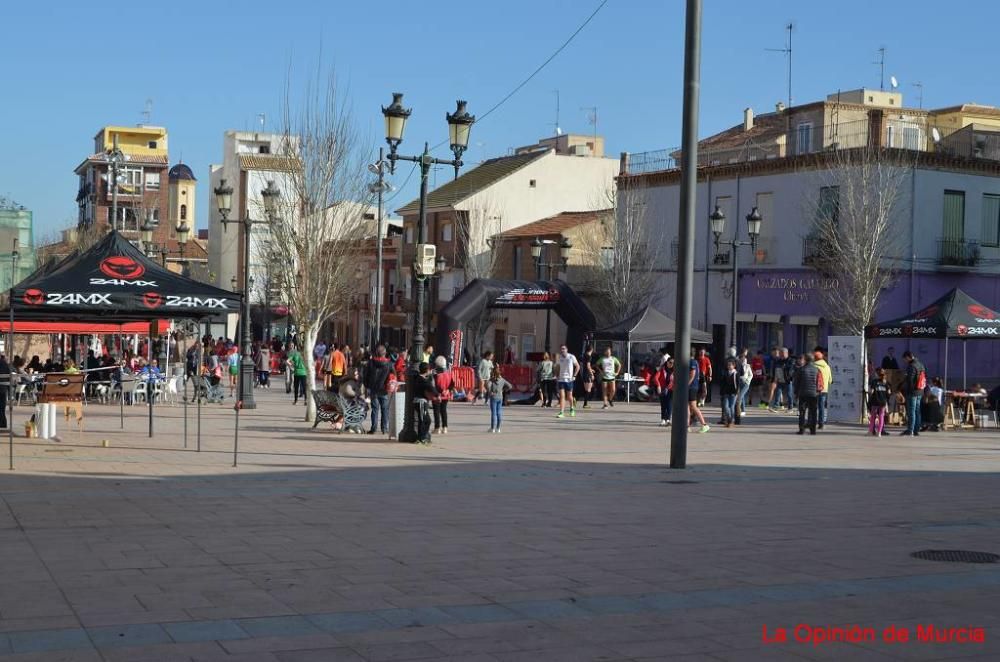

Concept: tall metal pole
[[110, 135, 121, 232], [399, 144, 431, 443], [8, 291, 14, 471], [730, 245, 739, 349], [239, 216, 256, 409], [670, 0, 703, 469], [373, 147, 385, 348]]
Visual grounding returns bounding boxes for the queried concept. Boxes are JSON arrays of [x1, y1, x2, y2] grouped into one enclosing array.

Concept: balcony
[[938, 238, 980, 267], [802, 235, 829, 266]]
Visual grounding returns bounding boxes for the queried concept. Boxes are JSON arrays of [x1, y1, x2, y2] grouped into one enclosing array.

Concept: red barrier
[[500, 364, 534, 392], [452, 367, 476, 401]]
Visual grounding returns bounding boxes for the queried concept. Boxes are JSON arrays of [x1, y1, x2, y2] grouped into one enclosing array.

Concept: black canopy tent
[[594, 305, 713, 402], [5, 231, 241, 468], [864, 288, 1000, 388]]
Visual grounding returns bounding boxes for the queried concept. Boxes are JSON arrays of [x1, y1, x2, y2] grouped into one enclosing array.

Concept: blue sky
[[2, 0, 999, 240]]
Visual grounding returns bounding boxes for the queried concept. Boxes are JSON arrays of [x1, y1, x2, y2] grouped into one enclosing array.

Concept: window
[[512, 245, 523, 280], [145, 172, 160, 189], [529, 179, 537, 188], [943, 190, 965, 240], [180, 204, 188, 220], [258, 145, 271, 154], [442, 223, 453, 242], [148, 141, 157, 149], [982, 194, 1000, 247], [404, 225, 414, 244], [796, 122, 813, 154], [818, 186, 839, 223]]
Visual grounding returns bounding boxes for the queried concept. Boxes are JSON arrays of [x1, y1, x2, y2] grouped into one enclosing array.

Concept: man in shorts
[[598, 345, 622, 409], [686, 346, 710, 433], [555, 344, 580, 419]]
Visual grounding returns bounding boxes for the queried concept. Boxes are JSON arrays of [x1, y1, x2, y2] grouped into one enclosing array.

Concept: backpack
[[739, 361, 753, 386], [916, 370, 927, 391]]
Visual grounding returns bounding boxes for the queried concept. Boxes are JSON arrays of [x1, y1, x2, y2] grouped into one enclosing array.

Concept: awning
[[0, 320, 169, 334], [735, 313, 783, 323], [789, 315, 822, 326]]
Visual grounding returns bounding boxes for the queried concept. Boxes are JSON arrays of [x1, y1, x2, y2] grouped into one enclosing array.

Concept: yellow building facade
[[94, 125, 169, 157]]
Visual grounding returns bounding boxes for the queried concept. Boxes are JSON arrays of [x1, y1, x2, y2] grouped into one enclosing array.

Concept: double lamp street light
[[530, 236, 572, 353], [141, 213, 192, 271], [710, 205, 763, 349], [213, 178, 282, 410], [380, 92, 474, 443]]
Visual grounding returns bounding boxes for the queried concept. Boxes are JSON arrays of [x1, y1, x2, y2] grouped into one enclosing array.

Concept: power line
[[431, 0, 608, 151]]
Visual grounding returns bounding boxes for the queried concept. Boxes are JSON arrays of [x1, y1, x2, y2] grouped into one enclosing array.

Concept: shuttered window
[[982, 194, 1000, 247], [942, 190, 965, 240]]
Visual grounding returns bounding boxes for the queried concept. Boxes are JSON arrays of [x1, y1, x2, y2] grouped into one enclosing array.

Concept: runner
[[580, 346, 596, 408], [555, 344, 580, 419], [598, 345, 622, 409], [686, 347, 710, 433]]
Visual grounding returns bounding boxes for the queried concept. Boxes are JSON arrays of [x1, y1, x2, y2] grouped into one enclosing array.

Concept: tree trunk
[[302, 325, 319, 423]]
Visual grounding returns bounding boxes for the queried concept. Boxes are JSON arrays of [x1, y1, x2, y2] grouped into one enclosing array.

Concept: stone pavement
[[0, 390, 999, 661]]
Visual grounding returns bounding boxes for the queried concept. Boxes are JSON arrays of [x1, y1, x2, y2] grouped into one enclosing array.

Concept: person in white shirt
[[598, 345, 622, 409], [555, 344, 580, 418]]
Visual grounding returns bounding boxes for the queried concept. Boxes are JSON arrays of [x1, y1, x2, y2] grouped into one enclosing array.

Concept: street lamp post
[[214, 178, 282, 410], [710, 206, 763, 349], [176, 219, 190, 276], [368, 149, 393, 349], [380, 93, 474, 443], [106, 135, 125, 232], [530, 237, 571, 353]]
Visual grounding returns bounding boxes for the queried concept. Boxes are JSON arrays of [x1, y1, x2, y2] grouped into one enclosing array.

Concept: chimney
[[775, 101, 785, 113], [743, 108, 754, 132]]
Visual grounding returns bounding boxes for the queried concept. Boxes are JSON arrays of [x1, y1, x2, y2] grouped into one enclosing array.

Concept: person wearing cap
[[813, 347, 832, 428]]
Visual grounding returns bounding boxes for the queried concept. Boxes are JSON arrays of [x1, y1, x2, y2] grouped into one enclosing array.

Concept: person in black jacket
[[793, 354, 819, 435], [719, 359, 740, 427], [868, 368, 890, 436], [364, 345, 393, 435], [900, 350, 926, 436]]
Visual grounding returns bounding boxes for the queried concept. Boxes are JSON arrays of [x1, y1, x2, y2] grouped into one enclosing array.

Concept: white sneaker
[[659, 419, 667, 426], [488, 427, 495, 433]]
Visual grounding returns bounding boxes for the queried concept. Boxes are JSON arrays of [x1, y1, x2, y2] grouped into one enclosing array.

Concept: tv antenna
[[874, 47, 886, 90], [765, 22, 794, 110], [257, 113, 266, 131], [912, 81, 924, 108], [553, 90, 562, 136], [141, 98, 153, 124], [581, 106, 598, 143]]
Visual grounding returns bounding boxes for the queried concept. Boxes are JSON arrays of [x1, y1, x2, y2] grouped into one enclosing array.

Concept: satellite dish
[[890, 76, 898, 89], [367, 163, 380, 175], [931, 127, 941, 143]]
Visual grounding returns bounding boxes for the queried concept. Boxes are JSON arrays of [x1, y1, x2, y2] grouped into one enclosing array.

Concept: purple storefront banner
[[738, 269, 1000, 387]]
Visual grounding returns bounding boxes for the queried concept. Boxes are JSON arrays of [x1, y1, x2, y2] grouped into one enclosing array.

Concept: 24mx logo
[[99, 257, 145, 280], [162, 296, 228, 309], [90, 278, 158, 287], [42, 293, 112, 306]]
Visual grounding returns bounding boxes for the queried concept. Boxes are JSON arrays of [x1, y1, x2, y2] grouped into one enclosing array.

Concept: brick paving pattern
[[0, 390, 997, 660]]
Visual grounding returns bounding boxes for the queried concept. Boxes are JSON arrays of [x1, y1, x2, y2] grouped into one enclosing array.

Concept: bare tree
[[577, 185, 659, 326], [264, 72, 372, 422], [805, 146, 911, 337], [454, 199, 504, 359], [805, 145, 912, 421]]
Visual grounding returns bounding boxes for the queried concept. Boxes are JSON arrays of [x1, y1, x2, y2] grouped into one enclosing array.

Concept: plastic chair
[[164, 376, 180, 405], [131, 379, 147, 405]]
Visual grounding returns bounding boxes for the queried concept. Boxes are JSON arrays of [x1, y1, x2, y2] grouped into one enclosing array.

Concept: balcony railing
[[938, 238, 980, 267]]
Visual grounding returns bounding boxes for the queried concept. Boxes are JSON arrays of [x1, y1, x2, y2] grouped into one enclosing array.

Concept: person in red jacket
[[654, 357, 675, 426], [432, 356, 455, 434]]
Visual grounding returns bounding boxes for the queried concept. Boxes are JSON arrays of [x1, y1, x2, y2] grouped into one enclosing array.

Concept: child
[[487, 366, 512, 433], [868, 368, 890, 437]]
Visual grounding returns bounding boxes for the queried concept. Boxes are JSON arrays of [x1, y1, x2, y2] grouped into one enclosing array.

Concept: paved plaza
[[0, 390, 998, 661]]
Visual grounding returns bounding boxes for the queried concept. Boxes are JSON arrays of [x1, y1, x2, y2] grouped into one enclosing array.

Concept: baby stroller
[[197, 374, 226, 404]]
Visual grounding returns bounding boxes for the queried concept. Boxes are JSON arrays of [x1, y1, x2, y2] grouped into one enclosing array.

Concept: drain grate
[[911, 549, 999, 564]]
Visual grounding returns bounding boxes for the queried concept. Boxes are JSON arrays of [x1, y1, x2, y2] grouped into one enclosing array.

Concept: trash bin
[[388, 391, 406, 439]]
